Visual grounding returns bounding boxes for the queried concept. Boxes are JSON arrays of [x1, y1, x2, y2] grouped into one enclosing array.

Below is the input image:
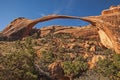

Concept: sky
[[0, 0, 120, 31]]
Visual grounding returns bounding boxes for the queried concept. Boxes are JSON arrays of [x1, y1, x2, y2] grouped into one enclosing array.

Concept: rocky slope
[[0, 25, 109, 80], [0, 24, 116, 80]]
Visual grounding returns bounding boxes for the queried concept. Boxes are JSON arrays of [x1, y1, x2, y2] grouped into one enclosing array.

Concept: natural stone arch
[[1, 13, 120, 54]]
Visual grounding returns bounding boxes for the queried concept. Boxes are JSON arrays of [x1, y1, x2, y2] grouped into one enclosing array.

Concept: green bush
[[62, 56, 88, 80]]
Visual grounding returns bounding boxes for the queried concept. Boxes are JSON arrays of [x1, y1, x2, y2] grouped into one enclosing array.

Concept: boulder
[[48, 61, 65, 80]]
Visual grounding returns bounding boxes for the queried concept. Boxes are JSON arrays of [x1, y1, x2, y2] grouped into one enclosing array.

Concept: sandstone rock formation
[[102, 5, 120, 15], [1, 15, 81, 40], [40, 25, 98, 40], [1, 5, 120, 54], [80, 6, 120, 54]]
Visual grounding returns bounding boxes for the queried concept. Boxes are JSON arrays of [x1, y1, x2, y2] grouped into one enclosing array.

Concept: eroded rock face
[[98, 30, 113, 49], [80, 5, 120, 54], [98, 14, 120, 54]]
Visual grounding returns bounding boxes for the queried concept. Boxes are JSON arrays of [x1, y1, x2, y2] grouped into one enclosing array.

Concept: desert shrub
[[38, 50, 55, 71], [41, 38, 47, 44], [44, 34, 53, 39], [102, 49, 115, 56], [95, 53, 120, 80], [54, 33, 73, 39], [0, 39, 37, 80], [31, 32, 40, 39], [74, 70, 109, 80], [62, 56, 88, 80], [58, 47, 66, 53], [73, 45, 81, 53]]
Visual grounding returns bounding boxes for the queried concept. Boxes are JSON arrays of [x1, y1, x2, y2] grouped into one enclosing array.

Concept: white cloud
[[40, 13, 46, 17]]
